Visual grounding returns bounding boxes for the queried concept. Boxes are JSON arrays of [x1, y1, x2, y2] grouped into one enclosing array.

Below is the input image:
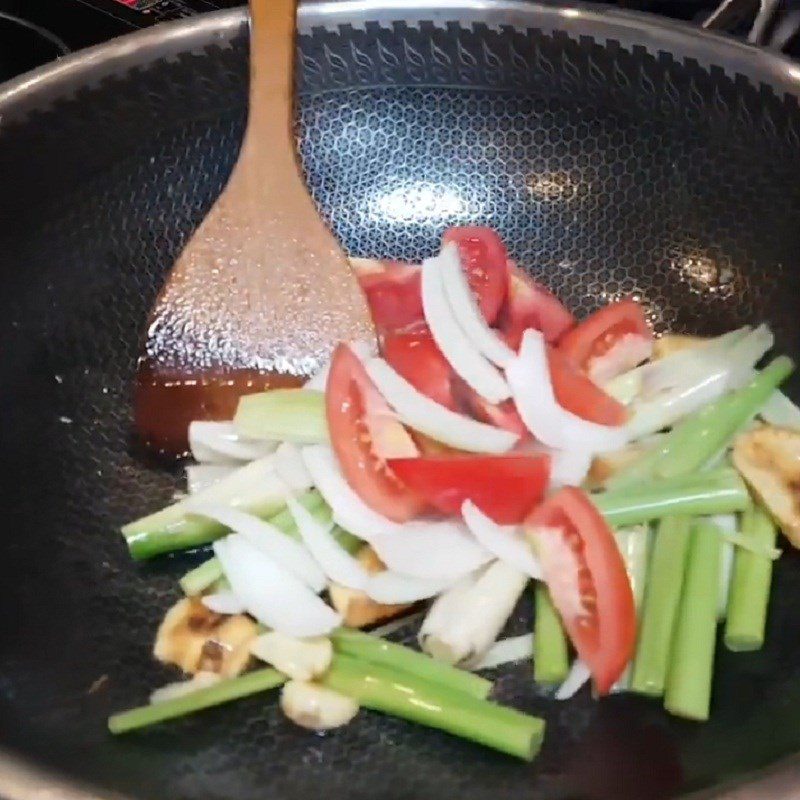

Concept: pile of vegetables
[[112, 227, 800, 759]]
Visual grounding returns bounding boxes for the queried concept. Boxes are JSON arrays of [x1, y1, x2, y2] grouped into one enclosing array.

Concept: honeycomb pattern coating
[[0, 16, 800, 800]]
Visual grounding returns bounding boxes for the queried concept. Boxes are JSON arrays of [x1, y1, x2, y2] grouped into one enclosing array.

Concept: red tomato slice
[[442, 227, 509, 325], [352, 258, 424, 334], [525, 488, 636, 694], [326, 344, 425, 522], [382, 329, 456, 411], [499, 262, 576, 348], [388, 454, 550, 524], [450, 374, 530, 438], [548, 347, 628, 427], [558, 298, 653, 382]]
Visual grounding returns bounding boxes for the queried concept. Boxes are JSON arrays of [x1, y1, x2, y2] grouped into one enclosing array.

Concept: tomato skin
[[558, 298, 652, 373], [382, 329, 456, 411], [499, 263, 576, 348], [547, 347, 628, 427], [525, 488, 636, 695], [326, 344, 425, 522], [388, 454, 550, 524], [354, 259, 424, 334], [443, 227, 509, 325]]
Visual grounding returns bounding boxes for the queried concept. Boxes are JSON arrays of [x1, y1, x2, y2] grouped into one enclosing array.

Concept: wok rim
[[1, 2, 800, 798]]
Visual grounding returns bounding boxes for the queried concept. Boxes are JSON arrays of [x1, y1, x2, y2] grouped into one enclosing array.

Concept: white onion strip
[[274, 442, 313, 492], [555, 660, 592, 700], [506, 330, 627, 453], [288, 496, 369, 590], [214, 535, 341, 637], [201, 591, 246, 616], [422, 246, 511, 403], [462, 501, 543, 580], [371, 521, 492, 581], [367, 572, 454, 604], [439, 243, 515, 367], [549, 448, 593, 488], [365, 358, 518, 453], [191, 505, 326, 593], [186, 464, 237, 495], [471, 634, 534, 671], [189, 421, 277, 464], [302, 445, 403, 542]]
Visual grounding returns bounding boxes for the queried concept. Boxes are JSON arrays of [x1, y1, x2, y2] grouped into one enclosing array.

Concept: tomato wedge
[[499, 263, 576, 348], [558, 298, 653, 383], [548, 347, 628, 427], [352, 258, 424, 334], [442, 227, 509, 325], [525, 488, 635, 694], [388, 454, 550, 524], [382, 328, 456, 410], [326, 344, 425, 522]]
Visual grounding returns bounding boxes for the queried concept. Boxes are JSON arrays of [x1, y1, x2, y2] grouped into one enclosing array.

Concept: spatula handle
[[244, 0, 297, 162]]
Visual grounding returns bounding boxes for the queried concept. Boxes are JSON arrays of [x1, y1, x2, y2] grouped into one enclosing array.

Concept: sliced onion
[[506, 330, 627, 454], [371, 521, 492, 580], [288, 496, 369, 591], [555, 659, 591, 700], [439, 242, 515, 367], [421, 246, 511, 403], [150, 672, 221, 705], [760, 387, 800, 430], [192, 505, 326, 593], [366, 572, 454, 604], [364, 358, 518, 453], [274, 442, 313, 492], [461, 500, 543, 579], [214, 534, 341, 637], [186, 464, 237, 495], [549, 448, 593, 488], [201, 591, 246, 615], [189, 421, 277, 464], [470, 633, 534, 671], [302, 444, 402, 542]]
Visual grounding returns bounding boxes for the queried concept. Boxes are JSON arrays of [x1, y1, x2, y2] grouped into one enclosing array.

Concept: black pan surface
[[1, 4, 800, 799]]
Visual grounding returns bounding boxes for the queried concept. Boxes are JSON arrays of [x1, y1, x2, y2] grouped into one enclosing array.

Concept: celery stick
[[610, 356, 794, 489], [631, 517, 692, 697], [533, 583, 569, 686], [612, 527, 650, 692], [724, 505, 777, 651], [664, 520, 722, 721], [331, 628, 491, 700], [180, 558, 224, 596], [108, 668, 285, 734], [234, 389, 328, 444], [127, 487, 326, 561], [322, 654, 544, 760], [593, 468, 749, 528]]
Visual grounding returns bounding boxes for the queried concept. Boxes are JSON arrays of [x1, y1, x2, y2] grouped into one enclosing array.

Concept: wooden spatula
[[135, 0, 376, 457]]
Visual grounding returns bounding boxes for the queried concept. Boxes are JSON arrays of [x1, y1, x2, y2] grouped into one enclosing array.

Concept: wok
[[1, 2, 800, 798]]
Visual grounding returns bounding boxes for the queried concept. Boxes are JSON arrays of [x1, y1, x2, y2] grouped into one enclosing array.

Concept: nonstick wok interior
[[2, 6, 800, 799]]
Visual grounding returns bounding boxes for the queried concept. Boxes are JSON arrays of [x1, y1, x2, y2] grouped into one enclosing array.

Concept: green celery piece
[[631, 517, 692, 697], [331, 628, 492, 700], [610, 356, 794, 490], [322, 654, 544, 760], [664, 519, 722, 721], [593, 468, 749, 528], [234, 389, 328, 444], [108, 668, 285, 734], [533, 583, 569, 686], [724, 505, 778, 652]]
